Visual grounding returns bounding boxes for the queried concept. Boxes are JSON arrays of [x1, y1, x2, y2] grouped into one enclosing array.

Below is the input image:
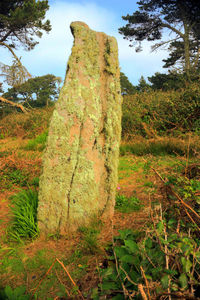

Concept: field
[[0, 108, 200, 299]]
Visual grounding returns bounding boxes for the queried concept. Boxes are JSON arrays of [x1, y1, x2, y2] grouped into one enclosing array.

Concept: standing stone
[[37, 21, 122, 235]]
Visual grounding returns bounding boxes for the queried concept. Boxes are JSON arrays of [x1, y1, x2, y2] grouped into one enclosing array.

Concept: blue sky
[[1, 0, 169, 89]]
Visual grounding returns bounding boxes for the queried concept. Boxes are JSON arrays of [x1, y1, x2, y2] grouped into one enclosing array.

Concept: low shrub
[[0, 107, 53, 138], [0, 285, 31, 300], [92, 162, 200, 299], [122, 82, 200, 137]]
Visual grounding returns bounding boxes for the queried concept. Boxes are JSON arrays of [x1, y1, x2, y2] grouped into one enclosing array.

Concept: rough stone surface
[[37, 21, 122, 235]]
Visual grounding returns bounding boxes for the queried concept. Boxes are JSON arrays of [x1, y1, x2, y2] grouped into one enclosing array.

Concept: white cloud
[[19, 2, 118, 78], [1, 1, 169, 87], [117, 36, 169, 84]]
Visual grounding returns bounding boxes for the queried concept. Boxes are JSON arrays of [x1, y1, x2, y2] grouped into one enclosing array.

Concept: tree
[[119, 0, 200, 76], [136, 75, 151, 92], [0, 82, 3, 93], [0, 59, 31, 87], [120, 72, 137, 95], [0, 1, 51, 52], [3, 74, 62, 107], [0, 1, 51, 110], [148, 72, 186, 90]]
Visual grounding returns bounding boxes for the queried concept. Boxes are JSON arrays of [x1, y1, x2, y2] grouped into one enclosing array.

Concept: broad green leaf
[[13, 286, 26, 297], [161, 275, 169, 289], [118, 229, 133, 240], [157, 221, 164, 233], [167, 218, 176, 226], [181, 257, 192, 273], [130, 270, 141, 282], [145, 237, 152, 249], [5, 286, 13, 298], [101, 267, 114, 277], [179, 273, 188, 289], [181, 257, 186, 269], [195, 251, 200, 261], [114, 246, 127, 258], [121, 255, 135, 264], [181, 243, 191, 254], [185, 259, 192, 273], [101, 281, 119, 291], [124, 239, 139, 253], [132, 256, 141, 268], [91, 287, 99, 300]]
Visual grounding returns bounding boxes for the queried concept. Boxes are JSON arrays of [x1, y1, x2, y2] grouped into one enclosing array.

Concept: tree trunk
[[183, 21, 191, 77]]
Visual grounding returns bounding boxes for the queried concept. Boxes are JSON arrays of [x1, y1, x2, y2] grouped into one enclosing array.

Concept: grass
[[78, 219, 102, 254], [118, 156, 144, 180], [24, 130, 48, 151], [120, 136, 199, 156], [0, 285, 31, 300], [0, 248, 68, 300], [7, 189, 39, 242], [1, 117, 199, 298], [115, 193, 142, 213]]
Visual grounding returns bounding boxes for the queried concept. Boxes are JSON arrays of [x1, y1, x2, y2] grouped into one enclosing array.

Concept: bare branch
[[161, 23, 185, 38], [151, 37, 180, 52], [0, 42, 31, 79]]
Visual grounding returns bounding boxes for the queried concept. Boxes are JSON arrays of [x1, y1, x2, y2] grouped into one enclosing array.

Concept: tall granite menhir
[[38, 21, 122, 235]]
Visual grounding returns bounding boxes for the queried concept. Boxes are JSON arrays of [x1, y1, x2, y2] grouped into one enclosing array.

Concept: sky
[[1, 0, 169, 89]]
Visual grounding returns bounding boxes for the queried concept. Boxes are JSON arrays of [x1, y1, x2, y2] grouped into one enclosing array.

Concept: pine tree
[[119, 0, 200, 76]]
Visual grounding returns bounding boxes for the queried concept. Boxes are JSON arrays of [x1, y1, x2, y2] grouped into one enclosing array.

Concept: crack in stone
[[67, 102, 87, 223]]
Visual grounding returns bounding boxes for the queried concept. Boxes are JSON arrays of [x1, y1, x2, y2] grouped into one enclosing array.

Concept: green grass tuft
[[8, 189, 39, 242], [78, 219, 102, 254], [24, 130, 48, 151], [115, 193, 142, 213]]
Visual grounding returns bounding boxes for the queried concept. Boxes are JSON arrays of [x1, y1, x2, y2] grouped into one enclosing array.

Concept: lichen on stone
[[37, 21, 122, 236]]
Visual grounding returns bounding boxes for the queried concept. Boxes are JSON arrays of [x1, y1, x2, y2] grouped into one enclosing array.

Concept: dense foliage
[[0, 1, 51, 90], [92, 163, 200, 299], [0, 0, 51, 50], [120, 72, 137, 95], [122, 81, 200, 137], [3, 74, 61, 107]]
